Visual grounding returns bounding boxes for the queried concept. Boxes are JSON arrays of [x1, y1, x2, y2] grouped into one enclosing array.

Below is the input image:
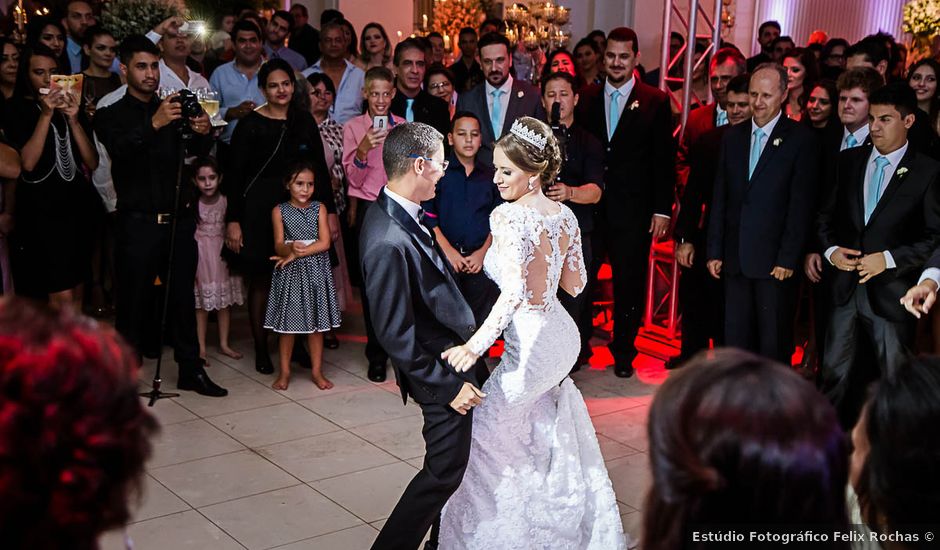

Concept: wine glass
[[198, 88, 221, 125]]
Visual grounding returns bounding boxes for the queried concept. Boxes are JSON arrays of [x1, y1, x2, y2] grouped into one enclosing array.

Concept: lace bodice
[[466, 202, 587, 356]]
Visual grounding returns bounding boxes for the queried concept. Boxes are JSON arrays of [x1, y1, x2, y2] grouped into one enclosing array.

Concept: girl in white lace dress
[[440, 118, 626, 549]]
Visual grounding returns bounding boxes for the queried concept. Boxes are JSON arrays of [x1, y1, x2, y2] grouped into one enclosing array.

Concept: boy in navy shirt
[[423, 111, 502, 324]]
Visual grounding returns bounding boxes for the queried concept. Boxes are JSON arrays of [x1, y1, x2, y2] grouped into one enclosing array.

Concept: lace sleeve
[[465, 207, 530, 356], [560, 215, 587, 297]]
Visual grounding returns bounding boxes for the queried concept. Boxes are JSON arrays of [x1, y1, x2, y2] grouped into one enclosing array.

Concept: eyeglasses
[[408, 154, 448, 170], [428, 81, 452, 90]]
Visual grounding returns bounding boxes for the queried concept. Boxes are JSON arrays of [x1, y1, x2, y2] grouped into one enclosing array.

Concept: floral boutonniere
[[629, 100, 640, 111], [772, 138, 783, 146], [897, 167, 909, 177]]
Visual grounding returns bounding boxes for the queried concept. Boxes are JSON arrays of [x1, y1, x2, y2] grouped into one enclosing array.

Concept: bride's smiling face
[[493, 146, 538, 201]]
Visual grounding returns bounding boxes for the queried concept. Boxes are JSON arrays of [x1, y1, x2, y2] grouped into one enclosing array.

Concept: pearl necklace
[[22, 107, 77, 184]]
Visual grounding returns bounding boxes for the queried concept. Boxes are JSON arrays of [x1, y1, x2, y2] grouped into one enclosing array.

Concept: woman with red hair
[[0, 298, 158, 549]]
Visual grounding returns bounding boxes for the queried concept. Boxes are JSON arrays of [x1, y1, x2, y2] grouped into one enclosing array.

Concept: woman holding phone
[[2, 45, 98, 308], [224, 59, 333, 374]]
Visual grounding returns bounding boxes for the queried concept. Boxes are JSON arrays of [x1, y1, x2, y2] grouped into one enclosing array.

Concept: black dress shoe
[[255, 352, 275, 374], [178, 370, 228, 397], [614, 363, 635, 378], [368, 362, 387, 382], [324, 334, 340, 349]]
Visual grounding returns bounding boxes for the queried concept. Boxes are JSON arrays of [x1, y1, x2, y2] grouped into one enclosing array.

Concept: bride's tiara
[[509, 119, 547, 150]]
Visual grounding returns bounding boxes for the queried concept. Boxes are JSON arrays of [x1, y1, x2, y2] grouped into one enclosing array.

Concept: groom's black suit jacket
[[360, 190, 488, 405]]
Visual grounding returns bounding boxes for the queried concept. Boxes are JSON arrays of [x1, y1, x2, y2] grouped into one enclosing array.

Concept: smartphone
[[50, 73, 83, 96], [372, 115, 388, 131]]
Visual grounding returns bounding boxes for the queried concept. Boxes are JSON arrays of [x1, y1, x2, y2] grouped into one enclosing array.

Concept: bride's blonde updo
[[495, 116, 562, 189]]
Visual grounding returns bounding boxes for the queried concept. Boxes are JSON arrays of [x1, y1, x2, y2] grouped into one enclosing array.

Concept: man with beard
[[582, 27, 675, 378], [95, 35, 227, 397], [456, 32, 544, 168]]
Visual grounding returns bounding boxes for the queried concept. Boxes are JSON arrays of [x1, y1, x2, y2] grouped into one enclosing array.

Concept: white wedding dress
[[439, 202, 627, 549]]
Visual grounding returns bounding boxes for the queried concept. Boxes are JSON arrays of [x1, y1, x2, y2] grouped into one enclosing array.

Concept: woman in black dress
[[2, 45, 98, 308], [224, 58, 333, 373]]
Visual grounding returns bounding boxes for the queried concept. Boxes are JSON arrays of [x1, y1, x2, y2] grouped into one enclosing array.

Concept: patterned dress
[[194, 196, 245, 310], [264, 201, 342, 333]]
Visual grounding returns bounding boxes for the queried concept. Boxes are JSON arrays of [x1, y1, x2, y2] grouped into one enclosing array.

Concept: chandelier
[[504, 1, 572, 52]]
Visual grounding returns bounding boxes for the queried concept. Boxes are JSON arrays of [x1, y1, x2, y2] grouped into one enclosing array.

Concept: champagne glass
[[199, 89, 221, 124]]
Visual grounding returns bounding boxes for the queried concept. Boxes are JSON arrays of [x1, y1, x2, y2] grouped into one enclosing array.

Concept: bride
[[439, 117, 626, 549]]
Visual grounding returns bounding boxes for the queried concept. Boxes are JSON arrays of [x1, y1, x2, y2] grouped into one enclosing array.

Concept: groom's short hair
[[383, 122, 444, 180]]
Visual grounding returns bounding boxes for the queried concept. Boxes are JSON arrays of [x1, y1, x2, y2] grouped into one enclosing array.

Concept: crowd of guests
[[0, 3, 939, 416], [0, 1, 939, 547]]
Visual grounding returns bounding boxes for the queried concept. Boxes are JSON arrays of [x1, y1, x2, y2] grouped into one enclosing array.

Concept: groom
[[360, 122, 489, 549]]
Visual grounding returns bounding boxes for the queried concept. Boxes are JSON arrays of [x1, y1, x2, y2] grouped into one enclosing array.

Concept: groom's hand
[[449, 382, 486, 415]]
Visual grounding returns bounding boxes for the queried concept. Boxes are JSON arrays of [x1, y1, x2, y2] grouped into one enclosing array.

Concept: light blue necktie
[[844, 133, 858, 150], [865, 156, 890, 223], [716, 109, 728, 126], [749, 127, 766, 179], [490, 89, 504, 138], [608, 89, 621, 140], [405, 98, 415, 122]]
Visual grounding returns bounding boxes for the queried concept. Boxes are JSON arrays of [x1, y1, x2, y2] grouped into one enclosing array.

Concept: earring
[[527, 178, 536, 191]]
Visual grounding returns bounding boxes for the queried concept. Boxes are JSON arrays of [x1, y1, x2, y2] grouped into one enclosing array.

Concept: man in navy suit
[[455, 32, 544, 168], [669, 74, 752, 369], [582, 27, 675, 377], [818, 83, 940, 428], [707, 63, 819, 363]]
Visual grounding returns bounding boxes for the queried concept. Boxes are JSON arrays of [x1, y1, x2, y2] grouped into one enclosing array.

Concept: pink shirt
[[342, 112, 404, 202]]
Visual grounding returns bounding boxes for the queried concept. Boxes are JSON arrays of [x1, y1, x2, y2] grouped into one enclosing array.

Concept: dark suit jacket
[[816, 145, 940, 321], [677, 103, 718, 188], [582, 79, 676, 225], [455, 78, 545, 167], [675, 124, 729, 246], [747, 52, 772, 73], [391, 89, 452, 140], [707, 115, 820, 278], [359, 190, 488, 405]]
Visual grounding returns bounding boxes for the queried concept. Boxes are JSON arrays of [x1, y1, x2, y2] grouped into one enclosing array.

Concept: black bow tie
[[417, 208, 427, 225]]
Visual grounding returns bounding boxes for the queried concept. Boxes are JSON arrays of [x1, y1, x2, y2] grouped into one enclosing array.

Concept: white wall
[[339, 0, 414, 46]]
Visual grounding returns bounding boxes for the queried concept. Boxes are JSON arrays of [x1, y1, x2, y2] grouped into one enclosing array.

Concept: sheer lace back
[[465, 202, 587, 356]]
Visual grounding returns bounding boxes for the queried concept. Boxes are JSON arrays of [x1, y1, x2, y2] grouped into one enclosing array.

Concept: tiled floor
[[101, 308, 661, 549]]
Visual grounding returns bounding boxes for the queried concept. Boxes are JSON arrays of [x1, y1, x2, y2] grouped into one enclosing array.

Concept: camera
[[172, 88, 204, 120]]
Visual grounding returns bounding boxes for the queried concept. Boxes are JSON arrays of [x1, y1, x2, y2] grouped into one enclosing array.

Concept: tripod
[[140, 130, 191, 407]]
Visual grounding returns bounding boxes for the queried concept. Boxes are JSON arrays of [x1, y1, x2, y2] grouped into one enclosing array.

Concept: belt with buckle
[[123, 211, 173, 224]]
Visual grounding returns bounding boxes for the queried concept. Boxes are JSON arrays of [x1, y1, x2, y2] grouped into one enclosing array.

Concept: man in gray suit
[[456, 32, 545, 167]]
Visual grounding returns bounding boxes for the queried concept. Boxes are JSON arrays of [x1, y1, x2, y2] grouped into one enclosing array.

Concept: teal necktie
[[865, 156, 890, 224], [749, 127, 766, 179], [844, 133, 858, 150], [716, 109, 728, 126], [405, 98, 415, 122], [608, 89, 621, 140], [490, 89, 504, 138]]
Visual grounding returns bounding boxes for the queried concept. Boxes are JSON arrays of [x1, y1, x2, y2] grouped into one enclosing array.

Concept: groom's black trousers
[[371, 401, 475, 549]]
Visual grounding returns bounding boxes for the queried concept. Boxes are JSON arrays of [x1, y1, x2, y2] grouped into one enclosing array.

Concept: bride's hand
[[442, 345, 480, 372]]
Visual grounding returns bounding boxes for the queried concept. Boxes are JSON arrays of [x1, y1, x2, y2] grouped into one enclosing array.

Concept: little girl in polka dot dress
[[264, 162, 341, 391]]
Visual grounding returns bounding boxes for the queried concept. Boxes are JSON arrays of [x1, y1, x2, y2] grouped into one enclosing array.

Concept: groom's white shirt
[[384, 186, 432, 238]]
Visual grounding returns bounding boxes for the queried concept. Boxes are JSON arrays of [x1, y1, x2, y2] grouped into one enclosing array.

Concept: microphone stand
[[140, 126, 191, 407]]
